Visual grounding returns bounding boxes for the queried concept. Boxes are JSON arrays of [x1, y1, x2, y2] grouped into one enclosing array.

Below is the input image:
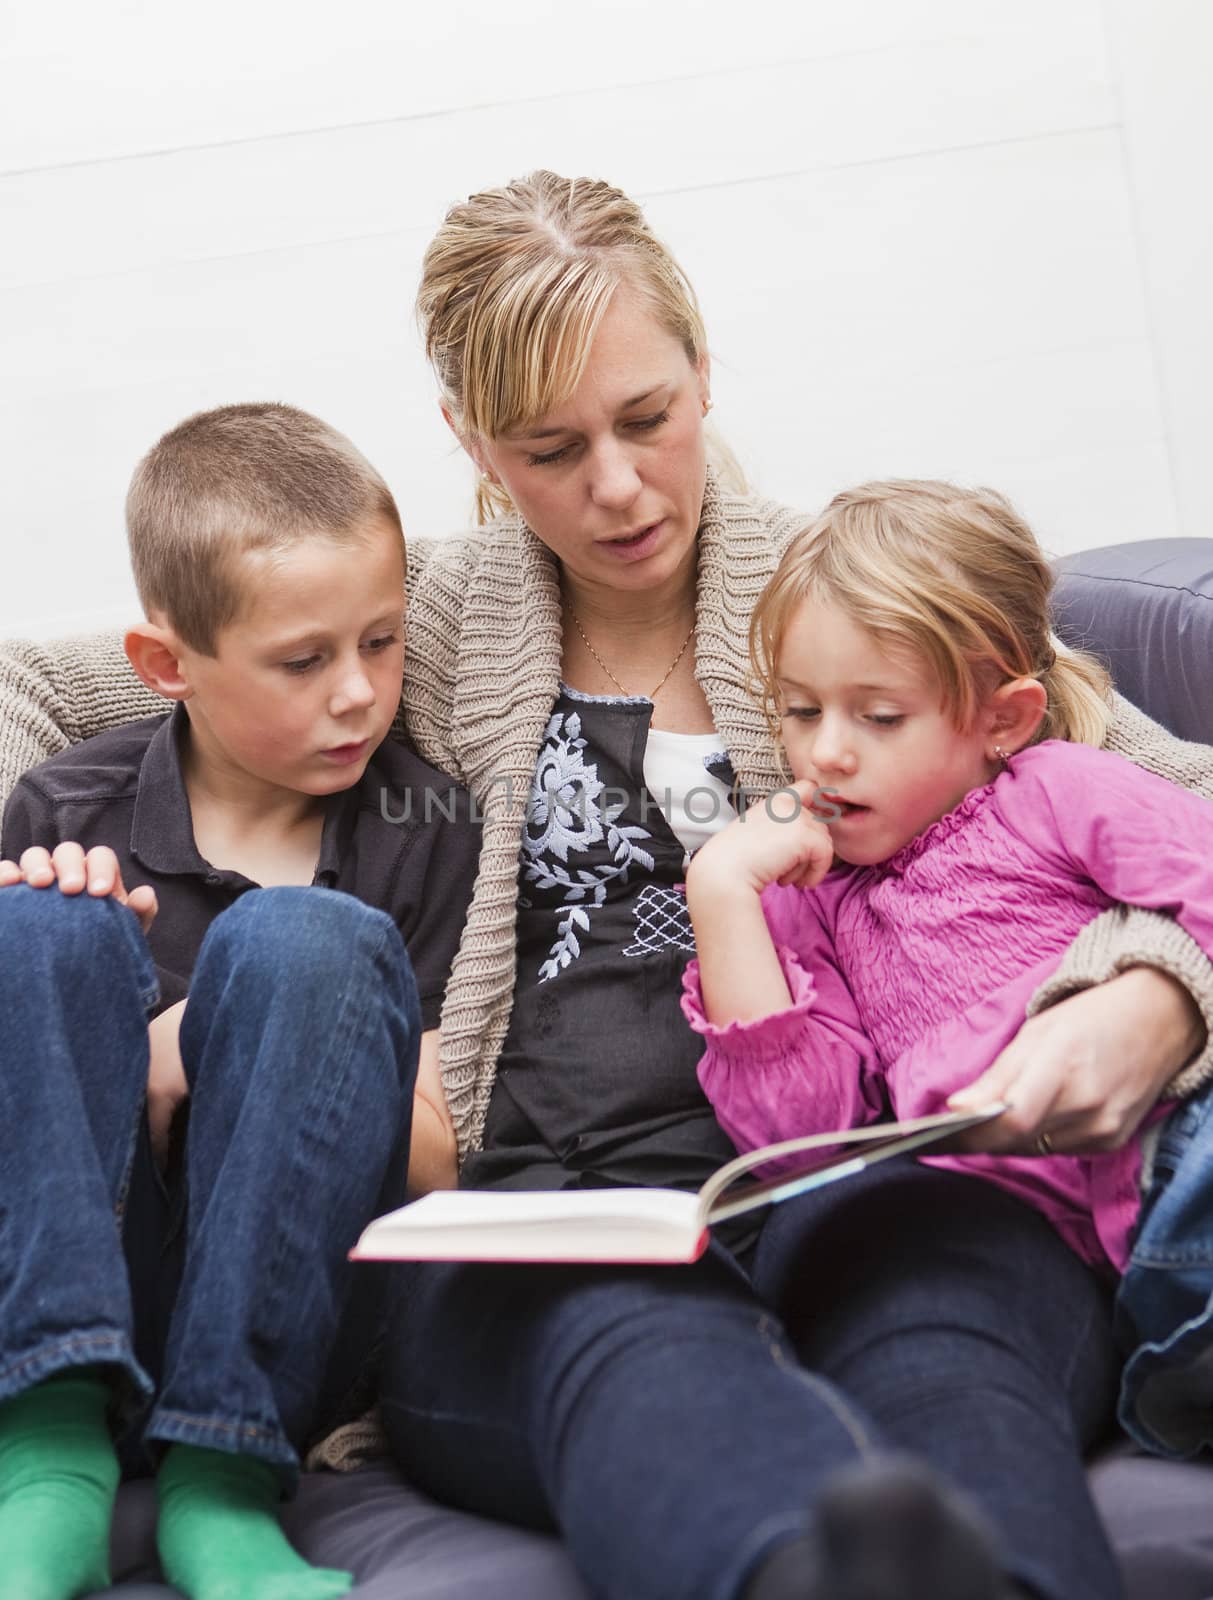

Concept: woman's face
[[469, 286, 711, 596]]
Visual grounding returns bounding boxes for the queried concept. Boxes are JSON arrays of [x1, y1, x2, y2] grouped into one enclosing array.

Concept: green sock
[[156, 1443, 353, 1600], [0, 1370, 120, 1600]]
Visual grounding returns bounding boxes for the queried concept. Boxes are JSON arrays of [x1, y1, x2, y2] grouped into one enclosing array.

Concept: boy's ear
[[123, 621, 195, 702], [986, 676, 1048, 759]]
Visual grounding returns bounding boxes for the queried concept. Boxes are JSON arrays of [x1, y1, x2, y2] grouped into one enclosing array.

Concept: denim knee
[[194, 888, 422, 1064], [0, 884, 158, 1010], [198, 886, 402, 989]]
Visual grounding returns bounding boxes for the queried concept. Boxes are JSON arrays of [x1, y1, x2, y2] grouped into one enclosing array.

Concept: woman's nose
[[586, 437, 642, 510]]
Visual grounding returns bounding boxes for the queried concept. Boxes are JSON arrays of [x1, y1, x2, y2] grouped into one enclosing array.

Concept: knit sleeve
[[0, 633, 162, 804], [1025, 700, 1213, 1096], [400, 534, 483, 779]]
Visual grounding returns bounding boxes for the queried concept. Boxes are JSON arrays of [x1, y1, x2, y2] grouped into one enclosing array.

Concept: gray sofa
[[98, 537, 1213, 1599]]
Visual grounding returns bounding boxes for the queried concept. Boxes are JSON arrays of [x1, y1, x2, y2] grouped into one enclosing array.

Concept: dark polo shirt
[[1, 705, 480, 1028]]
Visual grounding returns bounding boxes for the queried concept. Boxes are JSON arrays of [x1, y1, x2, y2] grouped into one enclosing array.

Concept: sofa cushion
[[99, 1466, 590, 1599], [96, 1453, 1213, 1600], [1053, 539, 1213, 745], [1091, 1447, 1213, 1600]]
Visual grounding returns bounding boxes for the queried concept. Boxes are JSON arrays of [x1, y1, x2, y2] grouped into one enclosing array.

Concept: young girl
[[682, 478, 1213, 1458]]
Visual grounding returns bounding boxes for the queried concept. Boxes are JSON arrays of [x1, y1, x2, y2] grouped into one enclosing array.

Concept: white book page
[[351, 1187, 705, 1264]]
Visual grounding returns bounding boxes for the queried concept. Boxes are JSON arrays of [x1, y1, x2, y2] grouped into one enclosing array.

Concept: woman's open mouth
[[599, 521, 664, 562]]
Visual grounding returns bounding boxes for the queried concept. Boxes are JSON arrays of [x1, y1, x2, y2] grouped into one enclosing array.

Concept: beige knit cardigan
[[5, 473, 1213, 1147]]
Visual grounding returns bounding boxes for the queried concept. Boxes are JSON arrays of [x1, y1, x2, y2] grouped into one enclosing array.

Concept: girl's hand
[[949, 967, 1204, 1154], [688, 780, 836, 901], [0, 843, 158, 935], [685, 781, 835, 1030]]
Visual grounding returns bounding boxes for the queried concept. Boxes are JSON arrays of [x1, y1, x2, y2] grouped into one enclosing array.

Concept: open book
[[350, 1104, 1007, 1266]]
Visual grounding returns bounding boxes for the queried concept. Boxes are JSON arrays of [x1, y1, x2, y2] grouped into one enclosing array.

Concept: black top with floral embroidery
[[461, 688, 744, 1205]]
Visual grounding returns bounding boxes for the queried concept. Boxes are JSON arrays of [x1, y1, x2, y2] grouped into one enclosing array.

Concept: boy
[[0, 403, 480, 1600]]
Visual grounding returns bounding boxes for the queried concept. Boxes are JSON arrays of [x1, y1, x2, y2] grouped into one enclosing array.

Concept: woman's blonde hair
[[750, 480, 1113, 754], [417, 169, 739, 521]]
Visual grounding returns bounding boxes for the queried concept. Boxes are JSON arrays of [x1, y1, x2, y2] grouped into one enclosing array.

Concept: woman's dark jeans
[[380, 1159, 1123, 1600], [0, 883, 420, 1487]]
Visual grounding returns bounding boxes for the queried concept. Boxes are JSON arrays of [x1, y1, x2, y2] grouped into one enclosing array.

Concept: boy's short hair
[[127, 402, 405, 654]]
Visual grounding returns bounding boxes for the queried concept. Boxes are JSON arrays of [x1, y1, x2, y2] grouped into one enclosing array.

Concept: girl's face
[[775, 597, 1000, 866], [468, 285, 711, 598]]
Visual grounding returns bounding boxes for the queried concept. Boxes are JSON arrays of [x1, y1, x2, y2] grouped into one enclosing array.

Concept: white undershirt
[[642, 726, 735, 861]]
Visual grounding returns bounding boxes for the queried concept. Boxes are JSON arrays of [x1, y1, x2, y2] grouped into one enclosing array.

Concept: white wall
[[1, 0, 1209, 638]]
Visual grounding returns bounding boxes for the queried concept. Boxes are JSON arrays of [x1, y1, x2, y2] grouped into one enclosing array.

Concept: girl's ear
[[986, 677, 1048, 759]]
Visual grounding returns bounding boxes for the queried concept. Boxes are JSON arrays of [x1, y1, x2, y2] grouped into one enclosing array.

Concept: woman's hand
[[949, 966, 1205, 1154], [0, 843, 158, 935]]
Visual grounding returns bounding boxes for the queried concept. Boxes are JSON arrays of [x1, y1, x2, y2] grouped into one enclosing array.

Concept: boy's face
[[177, 516, 406, 801]]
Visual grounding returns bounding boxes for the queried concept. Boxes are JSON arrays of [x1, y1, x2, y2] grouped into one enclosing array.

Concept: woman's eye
[[528, 442, 574, 467], [629, 408, 671, 434], [527, 408, 670, 466]]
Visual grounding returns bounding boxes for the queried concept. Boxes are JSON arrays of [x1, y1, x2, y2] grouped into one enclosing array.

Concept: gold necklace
[[566, 602, 695, 700]]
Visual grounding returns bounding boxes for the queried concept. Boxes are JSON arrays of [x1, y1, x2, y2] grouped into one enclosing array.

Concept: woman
[[2, 171, 1212, 1600]]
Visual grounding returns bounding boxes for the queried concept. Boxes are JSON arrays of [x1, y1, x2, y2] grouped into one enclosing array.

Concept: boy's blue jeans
[[1117, 1083, 1213, 1456], [0, 883, 420, 1488]]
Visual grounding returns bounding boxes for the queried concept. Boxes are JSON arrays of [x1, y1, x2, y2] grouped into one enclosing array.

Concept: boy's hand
[[407, 1030, 458, 1195], [688, 779, 836, 902], [147, 999, 189, 1170], [0, 843, 158, 935]]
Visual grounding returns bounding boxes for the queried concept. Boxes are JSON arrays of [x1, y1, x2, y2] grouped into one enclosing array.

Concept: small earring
[[702, 398, 713, 417], [993, 745, 1011, 768]]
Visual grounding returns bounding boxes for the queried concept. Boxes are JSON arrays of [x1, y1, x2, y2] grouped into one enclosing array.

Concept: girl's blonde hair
[[417, 169, 741, 522], [750, 480, 1113, 753]]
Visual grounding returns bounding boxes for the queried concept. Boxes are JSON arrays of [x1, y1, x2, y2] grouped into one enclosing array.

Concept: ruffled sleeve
[[681, 881, 884, 1155]]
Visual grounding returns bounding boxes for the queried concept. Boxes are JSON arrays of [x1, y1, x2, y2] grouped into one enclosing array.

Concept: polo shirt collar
[[130, 702, 358, 885], [130, 704, 212, 877]]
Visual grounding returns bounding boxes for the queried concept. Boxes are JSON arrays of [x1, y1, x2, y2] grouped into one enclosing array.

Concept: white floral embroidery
[[520, 711, 655, 982], [525, 711, 607, 863]]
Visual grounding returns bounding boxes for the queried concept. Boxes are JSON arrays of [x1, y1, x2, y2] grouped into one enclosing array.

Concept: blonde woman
[[2, 172, 1212, 1600]]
